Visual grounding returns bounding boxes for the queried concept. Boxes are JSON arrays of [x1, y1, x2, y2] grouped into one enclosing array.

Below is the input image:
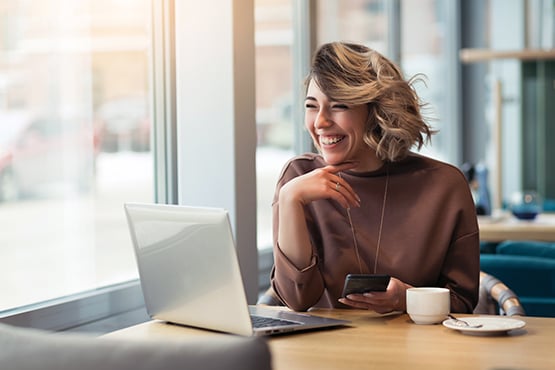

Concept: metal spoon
[[447, 314, 483, 328]]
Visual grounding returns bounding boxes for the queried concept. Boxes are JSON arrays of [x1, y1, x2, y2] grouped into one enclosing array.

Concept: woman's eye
[[333, 104, 348, 110], [305, 103, 317, 109]]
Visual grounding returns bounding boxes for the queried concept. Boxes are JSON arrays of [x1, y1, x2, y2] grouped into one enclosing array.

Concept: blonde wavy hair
[[306, 41, 435, 162]]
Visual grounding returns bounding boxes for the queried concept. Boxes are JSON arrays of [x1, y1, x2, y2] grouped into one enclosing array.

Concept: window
[[400, 0, 460, 163], [255, 0, 295, 251], [0, 0, 153, 312], [461, 0, 555, 208], [316, 0, 390, 52]]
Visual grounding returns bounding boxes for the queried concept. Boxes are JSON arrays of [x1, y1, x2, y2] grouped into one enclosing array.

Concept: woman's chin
[[321, 154, 336, 163]]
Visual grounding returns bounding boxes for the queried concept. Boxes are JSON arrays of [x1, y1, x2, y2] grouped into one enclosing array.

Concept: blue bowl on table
[[510, 191, 542, 220]]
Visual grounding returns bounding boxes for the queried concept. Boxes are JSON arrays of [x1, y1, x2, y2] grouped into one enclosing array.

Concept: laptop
[[124, 202, 350, 336]]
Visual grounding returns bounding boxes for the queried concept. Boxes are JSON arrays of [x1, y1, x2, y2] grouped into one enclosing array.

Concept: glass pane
[[316, 0, 389, 52], [400, 0, 453, 162], [0, 0, 153, 311], [255, 0, 294, 250]]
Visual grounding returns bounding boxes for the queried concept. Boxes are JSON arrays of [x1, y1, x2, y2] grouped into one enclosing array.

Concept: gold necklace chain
[[343, 166, 390, 274]]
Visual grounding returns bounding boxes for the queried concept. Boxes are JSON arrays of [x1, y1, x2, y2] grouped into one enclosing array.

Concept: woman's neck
[[350, 156, 384, 172]]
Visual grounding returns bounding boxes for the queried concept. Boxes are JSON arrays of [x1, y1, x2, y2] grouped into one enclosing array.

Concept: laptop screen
[[124, 202, 255, 335]]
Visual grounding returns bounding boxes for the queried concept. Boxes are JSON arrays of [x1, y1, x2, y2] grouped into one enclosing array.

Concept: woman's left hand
[[338, 277, 411, 314]]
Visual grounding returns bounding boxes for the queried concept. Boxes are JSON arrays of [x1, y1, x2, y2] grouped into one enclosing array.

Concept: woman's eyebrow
[[304, 96, 317, 101]]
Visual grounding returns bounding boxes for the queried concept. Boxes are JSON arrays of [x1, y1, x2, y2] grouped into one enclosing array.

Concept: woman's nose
[[314, 109, 332, 128]]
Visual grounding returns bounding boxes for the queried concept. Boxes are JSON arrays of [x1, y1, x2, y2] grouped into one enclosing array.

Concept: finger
[[362, 291, 389, 300], [339, 297, 391, 313], [329, 184, 358, 208], [361, 293, 391, 305], [339, 294, 393, 314], [338, 298, 370, 310], [349, 292, 391, 307], [345, 294, 371, 303], [331, 179, 360, 208]]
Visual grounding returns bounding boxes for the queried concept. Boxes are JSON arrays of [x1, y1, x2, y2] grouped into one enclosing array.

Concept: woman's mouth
[[320, 135, 345, 145]]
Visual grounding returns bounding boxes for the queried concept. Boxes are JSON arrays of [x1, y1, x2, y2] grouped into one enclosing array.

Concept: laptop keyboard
[[250, 315, 301, 329]]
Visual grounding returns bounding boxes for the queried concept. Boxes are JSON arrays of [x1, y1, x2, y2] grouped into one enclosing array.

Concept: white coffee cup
[[406, 287, 450, 325]]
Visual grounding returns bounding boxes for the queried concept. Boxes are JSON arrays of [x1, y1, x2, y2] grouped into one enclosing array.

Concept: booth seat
[[496, 240, 555, 259], [0, 322, 272, 370], [479, 240, 555, 317]]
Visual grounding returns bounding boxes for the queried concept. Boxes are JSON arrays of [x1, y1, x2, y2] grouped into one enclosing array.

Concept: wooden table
[[105, 308, 555, 370], [478, 212, 555, 242]]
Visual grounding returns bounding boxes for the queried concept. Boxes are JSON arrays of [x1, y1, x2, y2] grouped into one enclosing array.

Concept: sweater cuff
[[274, 242, 318, 275]]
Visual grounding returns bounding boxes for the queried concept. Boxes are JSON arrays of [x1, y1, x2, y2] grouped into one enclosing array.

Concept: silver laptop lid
[[124, 202, 255, 336]]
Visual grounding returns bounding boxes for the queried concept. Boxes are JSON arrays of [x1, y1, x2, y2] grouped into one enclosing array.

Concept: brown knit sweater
[[270, 152, 480, 313]]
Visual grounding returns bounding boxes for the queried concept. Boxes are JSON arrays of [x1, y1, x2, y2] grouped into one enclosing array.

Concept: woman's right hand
[[276, 162, 360, 270], [339, 277, 411, 313], [279, 162, 361, 209]]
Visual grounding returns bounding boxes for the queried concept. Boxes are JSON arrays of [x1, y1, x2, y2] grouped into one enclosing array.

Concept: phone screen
[[341, 274, 391, 297]]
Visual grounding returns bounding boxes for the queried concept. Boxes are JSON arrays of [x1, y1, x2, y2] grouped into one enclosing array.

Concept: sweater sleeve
[[434, 170, 481, 314], [440, 229, 480, 313], [271, 241, 325, 311], [269, 156, 326, 311], [428, 161, 480, 313], [270, 201, 326, 311]]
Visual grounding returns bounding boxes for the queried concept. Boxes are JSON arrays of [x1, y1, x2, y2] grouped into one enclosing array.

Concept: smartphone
[[342, 274, 391, 297]]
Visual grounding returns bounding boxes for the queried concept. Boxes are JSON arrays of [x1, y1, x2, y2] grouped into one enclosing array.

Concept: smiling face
[[305, 79, 380, 171]]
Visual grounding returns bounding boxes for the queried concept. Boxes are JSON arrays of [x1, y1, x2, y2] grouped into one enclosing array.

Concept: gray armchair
[[473, 271, 526, 316], [0, 323, 272, 370]]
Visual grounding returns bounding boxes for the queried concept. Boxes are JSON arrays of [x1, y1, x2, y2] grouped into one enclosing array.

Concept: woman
[[270, 41, 479, 314]]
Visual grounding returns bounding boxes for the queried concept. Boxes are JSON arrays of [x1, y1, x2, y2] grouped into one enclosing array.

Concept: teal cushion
[[519, 298, 555, 317], [480, 254, 555, 317], [496, 240, 555, 259], [479, 241, 498, 254], [543, 199, 555, 211]]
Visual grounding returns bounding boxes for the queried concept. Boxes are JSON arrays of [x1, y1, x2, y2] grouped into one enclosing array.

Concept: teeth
[[321, 136, 344, 145]]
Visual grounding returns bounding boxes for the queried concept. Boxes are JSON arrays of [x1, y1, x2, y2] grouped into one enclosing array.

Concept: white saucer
[[442, 317, 526, 335]]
